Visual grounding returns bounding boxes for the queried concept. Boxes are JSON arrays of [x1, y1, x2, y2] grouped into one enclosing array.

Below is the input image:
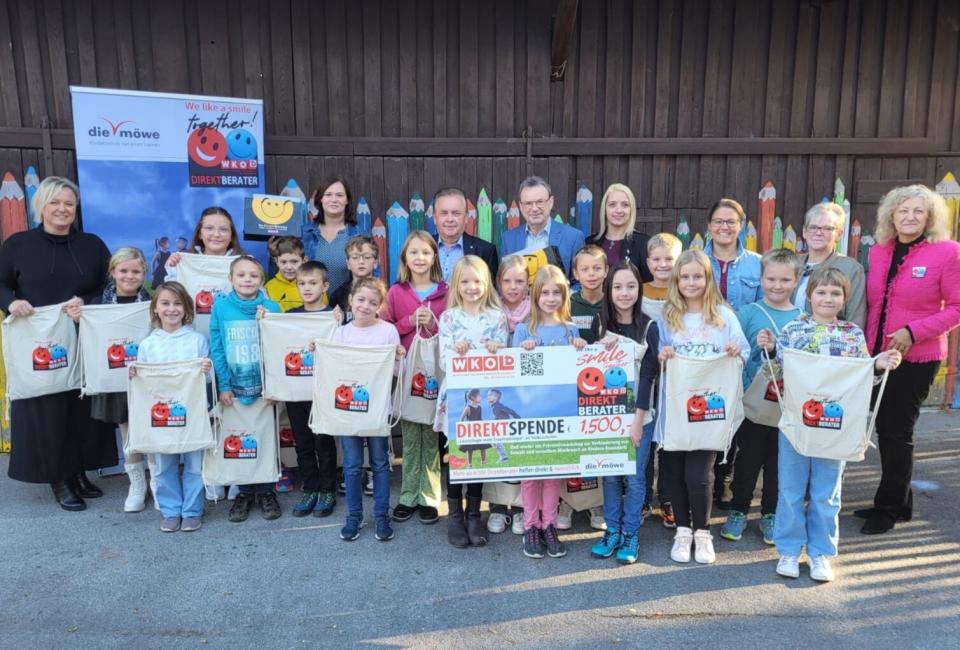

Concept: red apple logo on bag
[[32, 346, 51, 370], [224, 432, 258, 459], [764, 379, 783, 403], [409, 372, 439, 400], [32, 344, 67, 371], [151, 402, 170, 426], [224, 434, 242, 454], [284, 350, 313, 377], [802, 399, 843, 429], [802, 399, 824, 426], [687, 392, 726, 422], [195, 290, 214, 314], [107, 343, 126, 368]]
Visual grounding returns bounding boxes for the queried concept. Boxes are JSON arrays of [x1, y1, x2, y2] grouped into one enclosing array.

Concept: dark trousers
[[713, 432, 738, 501], [660, 449, 716, 530], [286, 401, 337, 493], [729, 418, 779, 515], [872, 359, 939, 518], [645, 441, 670, 506], [447, 478, 482, 500]]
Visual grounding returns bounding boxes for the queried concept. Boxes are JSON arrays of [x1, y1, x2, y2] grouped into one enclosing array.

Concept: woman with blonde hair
[[586, 183, 653, 282], [858, 185, 960, 534]]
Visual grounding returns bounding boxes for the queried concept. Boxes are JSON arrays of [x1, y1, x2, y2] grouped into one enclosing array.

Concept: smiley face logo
[[224, 434, 242, 453], [335, 385, 353, 405], [802, 399, 824, 424], [32, 346, 51, 368], [124, 342, 139, 358], [226, 129, 258, 160], [706, 394, 725, 410], [251, 196, 294, 226], [284, 352, 303, 372], [411, 372, 426, 391], [603, 367, 628, 389], [425, 377, 438, 392], [107, 344, 126, 364], [169, 403, 186, 418], [353, 386, 370, 402], [300, 352, 313, 368], [49, 345, 67, 360], [823, 402, 843, 418], [687, 395, 707, 416], [151, 402, 170, 422], [577, 367, 604, 396], [187, 127, 226, 168]]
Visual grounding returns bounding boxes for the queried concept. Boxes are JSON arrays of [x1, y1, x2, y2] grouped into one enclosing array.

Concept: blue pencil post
[[24, 166, 39, 227], [425, 201, 436, 236], [386, 201, 409, 283], [356, 197, 372, 235]]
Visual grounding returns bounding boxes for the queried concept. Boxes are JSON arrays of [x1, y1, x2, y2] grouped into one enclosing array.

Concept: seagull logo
[[100, 117, 134, 135]]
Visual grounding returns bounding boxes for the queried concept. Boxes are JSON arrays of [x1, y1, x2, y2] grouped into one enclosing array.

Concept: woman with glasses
[[793, 202, 866, 328], [304, 176, 362, 293], [703, 198, 762, 313]]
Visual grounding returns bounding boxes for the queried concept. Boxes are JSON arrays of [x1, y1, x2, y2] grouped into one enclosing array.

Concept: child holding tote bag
[[756, 267, 900, 582], [382, 232, 448, 526], [437, 256, 510, 549], [83, 248, 153, 513], [128, 281, 212, 532], [208, 256, 281, 523], [655, 250, 749, 565]]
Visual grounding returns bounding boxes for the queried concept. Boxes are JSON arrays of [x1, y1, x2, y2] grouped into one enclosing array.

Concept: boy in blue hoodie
[[209, 255, 282, 522]]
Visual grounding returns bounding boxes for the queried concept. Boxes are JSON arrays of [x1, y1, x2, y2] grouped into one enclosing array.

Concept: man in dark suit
[[433, 187, 499, 281]]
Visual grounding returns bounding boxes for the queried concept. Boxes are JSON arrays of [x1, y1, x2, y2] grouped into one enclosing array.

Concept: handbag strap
[[754, 303, 782, 335], [413, 303, 441, 340], [866, 361, 891, 442], [761, 347, 785, 410]]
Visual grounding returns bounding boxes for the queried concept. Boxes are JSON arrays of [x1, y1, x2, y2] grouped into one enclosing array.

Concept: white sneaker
[[671, 526, 694, 563], [809, 555, 835, 582], [487, 512, 508, 534], [776, 555, 800, 578], [123, 462, 147, 513], [694, 529, 716, 564], [556, 501, 573, 530], [588, 506, 607, 530], [511, 513, 525, 535]]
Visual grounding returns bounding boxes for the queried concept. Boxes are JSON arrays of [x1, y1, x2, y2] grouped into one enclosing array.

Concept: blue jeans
[[155, 451, 204, 518], [774, 432, 845, 557], [601, 418, 654, 535], [341, 436, 390, 520]]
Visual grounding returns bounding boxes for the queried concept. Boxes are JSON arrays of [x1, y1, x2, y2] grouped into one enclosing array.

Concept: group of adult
[[1, 173, 957, 538]]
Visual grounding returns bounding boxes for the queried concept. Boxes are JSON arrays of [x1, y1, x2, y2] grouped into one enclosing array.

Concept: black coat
[[585, 230, 653, 283], [435, 232, 500, 280]]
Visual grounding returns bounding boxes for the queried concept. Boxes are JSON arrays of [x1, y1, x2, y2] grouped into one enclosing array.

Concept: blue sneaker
[[720, 511, 747, 541], [616, 532, 640, 564], [340, 515, 362, 541], [760, 513, 776, 545], [375, 517, 394, 541], [590, 530, 623, 558], [292, 492, 318, 518], [313, 491, 336, 518]]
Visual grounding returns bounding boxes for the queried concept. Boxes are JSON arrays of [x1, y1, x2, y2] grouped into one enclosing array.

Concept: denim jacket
[[300, 217, 363, 261], [704, 240, 762, 312]]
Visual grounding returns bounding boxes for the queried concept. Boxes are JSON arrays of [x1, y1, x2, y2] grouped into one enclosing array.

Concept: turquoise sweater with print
[[209, 290, 280, 404]]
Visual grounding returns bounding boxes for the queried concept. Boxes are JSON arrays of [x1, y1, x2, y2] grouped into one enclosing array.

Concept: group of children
[[96, 204, 900, 584]]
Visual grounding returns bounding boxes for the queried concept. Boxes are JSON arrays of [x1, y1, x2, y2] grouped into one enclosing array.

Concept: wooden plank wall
[[0, 0, 958, 236]]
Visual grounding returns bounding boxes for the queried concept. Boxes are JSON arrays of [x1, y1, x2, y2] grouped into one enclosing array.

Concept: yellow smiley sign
[[251, 196, 294, 225]]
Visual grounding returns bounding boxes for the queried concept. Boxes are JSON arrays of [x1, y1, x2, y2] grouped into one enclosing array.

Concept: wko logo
[[451, 355, 515, 374], [88, 117, 160, 140]]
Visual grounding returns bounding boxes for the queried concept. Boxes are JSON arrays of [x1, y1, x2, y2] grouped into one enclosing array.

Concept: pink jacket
[[383, 281, 448, 350], [865, 239, 960, 363]]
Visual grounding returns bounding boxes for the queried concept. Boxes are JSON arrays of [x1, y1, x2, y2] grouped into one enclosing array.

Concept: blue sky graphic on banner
[[70, 87, 266, 286]]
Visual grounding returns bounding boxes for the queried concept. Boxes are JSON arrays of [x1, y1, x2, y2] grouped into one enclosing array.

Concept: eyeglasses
[[519, 199, 551, 210], [804, 225, 836, 234], [348, 254, 376, 262], [709, 219, 739, 228]]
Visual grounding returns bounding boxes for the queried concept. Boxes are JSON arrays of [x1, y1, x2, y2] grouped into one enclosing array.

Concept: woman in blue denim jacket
[[703, 199, 762, 313], [302, 176, 364, 292]]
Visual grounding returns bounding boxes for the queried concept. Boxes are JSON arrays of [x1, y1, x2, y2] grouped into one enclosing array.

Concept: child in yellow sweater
[[265, 236, 310, 311]]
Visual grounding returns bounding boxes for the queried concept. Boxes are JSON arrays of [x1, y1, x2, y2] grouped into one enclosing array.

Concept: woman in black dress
[[0, 176, 116, 510]]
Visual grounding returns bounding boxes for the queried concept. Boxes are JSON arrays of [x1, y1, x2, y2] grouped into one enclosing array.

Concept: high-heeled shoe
[[51, 482, 86, 511], [68, 472, 103, 499]]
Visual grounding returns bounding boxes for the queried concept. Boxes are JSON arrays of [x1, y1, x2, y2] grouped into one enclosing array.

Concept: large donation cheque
[[445, 341, 637, 483]]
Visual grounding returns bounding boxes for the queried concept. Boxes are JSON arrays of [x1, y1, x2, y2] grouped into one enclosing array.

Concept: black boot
[[466, 496, 488, 547], [69, 472, 103, 498], [51, 482, 86, 511], [447, 497, 469, 548]]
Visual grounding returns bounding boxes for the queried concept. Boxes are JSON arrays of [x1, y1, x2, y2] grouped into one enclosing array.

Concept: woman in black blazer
[[585, 183, 652, 283]]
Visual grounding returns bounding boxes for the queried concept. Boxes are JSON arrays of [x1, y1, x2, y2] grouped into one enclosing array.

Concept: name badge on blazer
[[911, 266, 927, 278]]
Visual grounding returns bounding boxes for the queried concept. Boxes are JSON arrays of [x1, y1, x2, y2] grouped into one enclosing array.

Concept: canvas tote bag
[[176, 253, 238, 335], [78, 302, 152, 395], [2, 302, 81, 400], [398, 322, 443, 425], [259, 311, 339, 401], [309, 339, 397, 437], [775, 348, 888, 462], [203, 398, 280, 485], [126, 359, 215, 454], [482, 481, 523, 508], [742, 306, 783, 427], [656, 354, 744, 457]]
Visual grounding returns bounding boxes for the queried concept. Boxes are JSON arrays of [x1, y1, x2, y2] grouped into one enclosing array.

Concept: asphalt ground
[[0, 411, 957, 649]]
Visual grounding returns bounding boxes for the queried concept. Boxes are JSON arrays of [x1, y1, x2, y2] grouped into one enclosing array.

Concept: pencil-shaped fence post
[[409, 193, 425, 232], [758, 181, 776, 253], [477, 189, 492, 243]]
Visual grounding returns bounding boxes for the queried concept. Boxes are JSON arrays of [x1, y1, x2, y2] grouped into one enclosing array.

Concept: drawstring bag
[[398, 321, 442, 425], [309, 339, 397, 437], [78, 302, 152, 396], [655, 354, 744, 459], [175, 253, 238, 335], [774, 348, 888, 462], [483, 481, 523, 508], [2, 302, 81, 400], [203, 398, 280, 485], [126, 359, 215, 454], [259, 311, 339, 401], [742, 306, 783, 428], [560, 478, 603, 511]]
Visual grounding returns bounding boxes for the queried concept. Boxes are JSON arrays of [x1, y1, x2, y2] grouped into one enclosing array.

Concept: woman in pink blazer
[[859, 185, 960, 534]]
